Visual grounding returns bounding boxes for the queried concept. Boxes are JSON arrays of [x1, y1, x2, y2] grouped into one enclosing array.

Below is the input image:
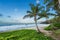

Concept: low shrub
[[44, 25, 54, 30], [45, 22, 60, 31], [54, 29, 60, 35], [53, 22, 60, 28]]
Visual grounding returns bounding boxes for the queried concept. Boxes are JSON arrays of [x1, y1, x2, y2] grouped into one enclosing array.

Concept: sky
[[0, 0, 55, 23]]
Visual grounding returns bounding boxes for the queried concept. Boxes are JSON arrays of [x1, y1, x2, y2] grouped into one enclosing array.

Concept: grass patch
[[0, 29, 54, 40], [53, 29, 60, 38], [54, 29, 60, 35]]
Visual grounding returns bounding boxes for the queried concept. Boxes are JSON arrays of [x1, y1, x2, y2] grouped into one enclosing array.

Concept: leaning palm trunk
[[58, 0, 60, 8], [58, 0, 60, 4], [34, 16, 40, 32]]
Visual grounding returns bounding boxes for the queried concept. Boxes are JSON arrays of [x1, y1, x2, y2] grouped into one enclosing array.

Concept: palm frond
[[37, 16, 43, 20], [38, 6, 44, 12], [27, 11, 32, 13], [46, 9, 50, 12], [36, 4, 40, 7], [23, 14, 33, 19], [44, 0, 50, 4], [23, 15, 29, 19], [29, 3, 36, 12], [29, 3, 34, 7], [47, 13, 56, 16]]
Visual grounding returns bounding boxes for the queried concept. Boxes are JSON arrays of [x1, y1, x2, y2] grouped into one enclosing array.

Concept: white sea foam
[[0, 24, 49, 32]]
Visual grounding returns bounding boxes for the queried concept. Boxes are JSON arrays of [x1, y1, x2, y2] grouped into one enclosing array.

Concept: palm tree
[[38, 8, 56, 24], [54, 0, 60, 9], [58, 0, 60, 7], [44, 0, 60, 15], [23, 4, 43, 32], [52, 0, 60, 22], [44, 0, 60, 22]]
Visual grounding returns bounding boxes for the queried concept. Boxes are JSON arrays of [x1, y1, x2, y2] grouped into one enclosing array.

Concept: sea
[[0, 24, 49, 32]]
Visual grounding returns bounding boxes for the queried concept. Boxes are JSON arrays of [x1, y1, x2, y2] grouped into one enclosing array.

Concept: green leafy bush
[[45, 22, 60, 30], [44, 25, 54, 30], [53, 22, 60, 28]]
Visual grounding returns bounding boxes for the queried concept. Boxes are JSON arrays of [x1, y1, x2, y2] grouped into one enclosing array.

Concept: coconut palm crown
[[23, 3, 44, 32]]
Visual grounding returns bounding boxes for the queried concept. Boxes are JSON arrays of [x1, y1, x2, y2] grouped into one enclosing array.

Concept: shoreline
[[0, 24, 50, 32]]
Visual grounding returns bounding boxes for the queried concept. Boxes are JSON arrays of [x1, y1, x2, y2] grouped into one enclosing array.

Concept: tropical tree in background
[[44, 0, 60, 22], [49, 17, 60, 23], [53, 0, 60, 21], [38, 9, 56, 24], [53, 0, 60, 17], [44, 0, 60, 31], [38, 3, 56, 24], [23, 4, 44, 32]]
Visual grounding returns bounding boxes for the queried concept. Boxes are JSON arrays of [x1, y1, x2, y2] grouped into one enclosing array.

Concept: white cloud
[[0, 8, 45, 23], [0, 16, 46, 23], [12, 16, 46, 23], [13, 17, 34, 23], [36, 0, 40, 4]]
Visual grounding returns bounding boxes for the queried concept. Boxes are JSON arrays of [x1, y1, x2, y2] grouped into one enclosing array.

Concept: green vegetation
[[0, 30, 54, 40], [44, 22, 60, 30], [23, 3, 54, 32], [23, 4, 43, 32], [51, 17, 60, 23], [53, 29, 60, 38], [44, 25, 54, 30], [0, 0, 59, 40], [54, 29, 60, 35], [53, 22, 60, 28], [44, 22, 60, 39]]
